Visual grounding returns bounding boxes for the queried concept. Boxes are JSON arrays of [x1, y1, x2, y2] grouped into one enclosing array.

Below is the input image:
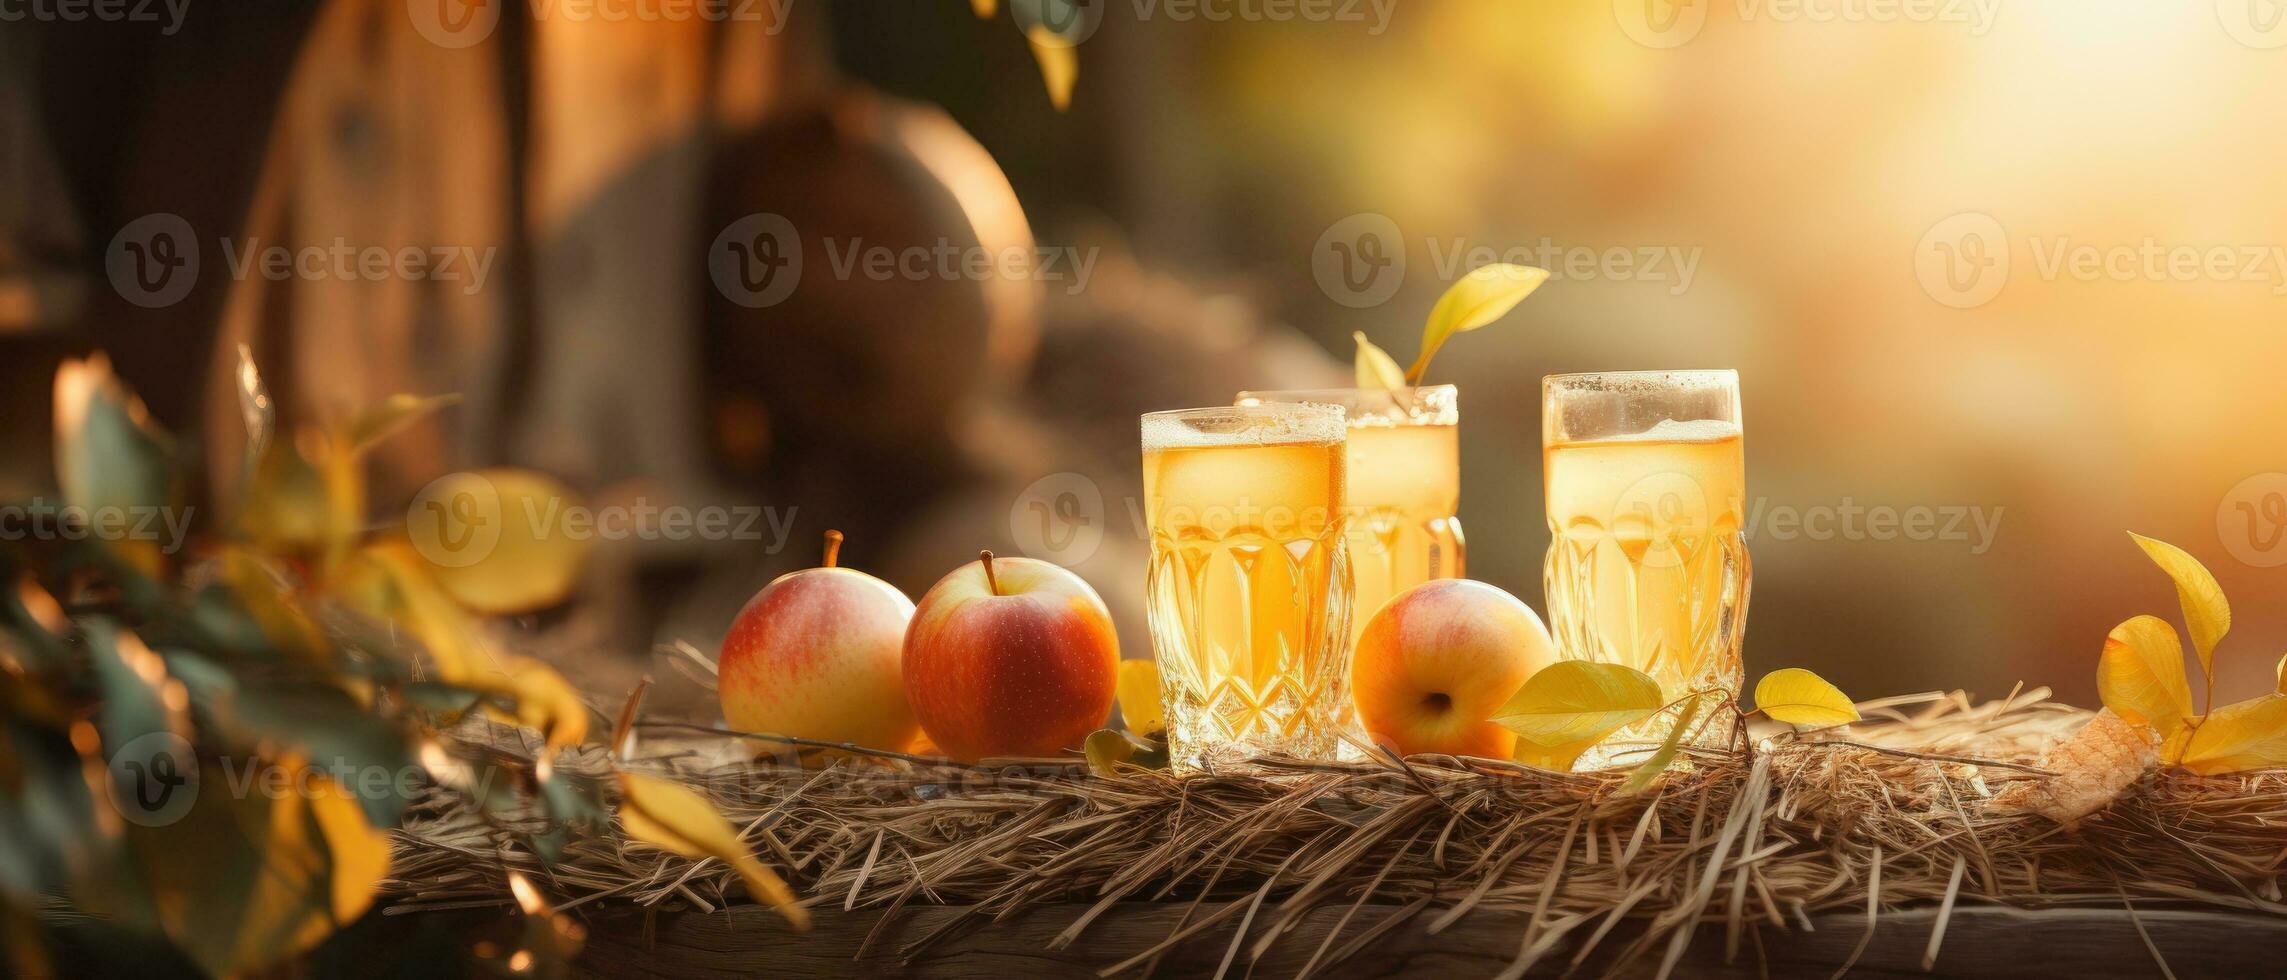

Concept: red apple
[[719, 531, 920, 752], [903, 551, 1119, 761], [1350, 579, 1559, 759]]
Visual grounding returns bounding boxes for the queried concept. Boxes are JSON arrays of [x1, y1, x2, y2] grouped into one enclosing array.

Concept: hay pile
[[383, 689, 2287, 976]]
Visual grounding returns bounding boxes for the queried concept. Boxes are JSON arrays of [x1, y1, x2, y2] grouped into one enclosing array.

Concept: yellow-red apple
[[903, 551, 1119, 761], [719, 531, 920, 751], [1351, 579, 1559, 759]]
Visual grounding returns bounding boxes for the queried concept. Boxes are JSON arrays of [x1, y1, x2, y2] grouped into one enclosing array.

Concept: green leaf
[[2098, 615, 2194, 734], [1492, 660, 1664, 760], [53, 355, 175, 572], [1352, 332, 1408, 392], [1619, 697, 1706, 795], [1751, 668, 1861, 727], [82, 620, 182, 754], [345, 393, 460, 456], [1404, 263, 1548, 383], [2128, 532, 2230, 687], [168, 663, 414, 829]]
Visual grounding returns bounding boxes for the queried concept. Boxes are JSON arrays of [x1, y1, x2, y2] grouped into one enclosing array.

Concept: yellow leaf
[[1026, 26, 1077, 111], [1084, 729, 1135, 776], [1352, 332, 1408, 392], [2176, 695, 2287, 775], [1491, 661, 1664, 763], [345, 393, 460, 455], [616, 771, 808, 930], [1404, 263, 1548, 384], [2128, 532, 2230, 684], [1116, 659, 1165, 737], [2277, 653, 2286, 696], [120, 757, 392, 976], [242, 427, 364, 571], [410, 469, 591, 616], [334, 540, 486, 682], [475, 655, 591, 758], [971, 0, 996, 16], [1752, 668, 1860, 727], [2097, 615, 2194, 733], [1618, 697, 1706, 794], [1511, 736, 1605, 773], [307, 773, 392, 925]]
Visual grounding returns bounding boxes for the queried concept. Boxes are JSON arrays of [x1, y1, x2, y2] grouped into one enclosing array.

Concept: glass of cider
[[1235, 386, 1463, 645], [1542, 370, 1748, 767], [1142, 403, 1353, 770]]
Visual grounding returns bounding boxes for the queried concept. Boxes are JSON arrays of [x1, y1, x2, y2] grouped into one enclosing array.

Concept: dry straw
[[384, 689, 2287, 977]]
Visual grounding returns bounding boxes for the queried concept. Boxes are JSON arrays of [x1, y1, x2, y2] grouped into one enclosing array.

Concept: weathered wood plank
[[576, 902, 2280, 978]]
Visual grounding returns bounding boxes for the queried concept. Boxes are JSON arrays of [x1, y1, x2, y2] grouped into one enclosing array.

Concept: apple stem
[[979, 550, 1001, 596], [822, 530, 844, 568]]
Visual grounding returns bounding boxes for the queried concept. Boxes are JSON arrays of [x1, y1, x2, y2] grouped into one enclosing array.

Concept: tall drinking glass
[[1143, 404, 1353, 769], [1235, 386, 1463, 642], [1542, 371, 1748, 766]]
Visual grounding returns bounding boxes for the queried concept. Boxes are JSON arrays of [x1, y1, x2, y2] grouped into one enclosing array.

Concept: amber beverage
[[1142, 404, 1352, 769]]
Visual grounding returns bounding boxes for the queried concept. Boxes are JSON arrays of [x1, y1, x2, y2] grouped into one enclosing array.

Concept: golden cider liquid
[[1144, 438, 1351, 768], [1343, 422, 1464, 639], [1543, 421, 1748, 766]]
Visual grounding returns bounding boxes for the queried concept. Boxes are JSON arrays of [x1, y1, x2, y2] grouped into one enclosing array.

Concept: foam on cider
[[1604, 418, 1742, 443], [1142, 407, 1346, 453]]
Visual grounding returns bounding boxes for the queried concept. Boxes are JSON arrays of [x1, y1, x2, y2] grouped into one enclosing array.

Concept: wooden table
[[574, 902, 2284, 978]]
